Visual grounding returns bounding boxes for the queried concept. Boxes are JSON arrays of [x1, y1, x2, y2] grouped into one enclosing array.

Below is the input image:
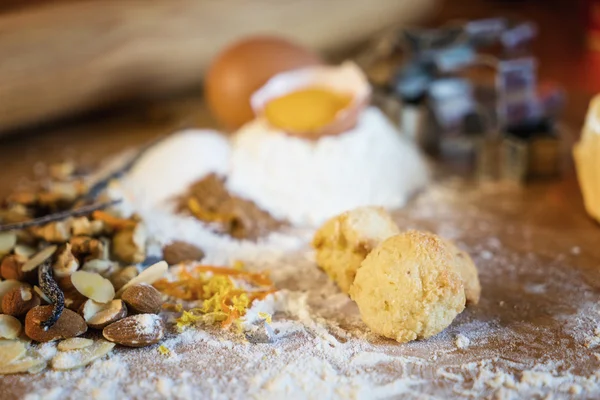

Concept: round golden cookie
[[312, 206, 400, 294], [349, 231, 466, 343], [443, 240, 481, 305]]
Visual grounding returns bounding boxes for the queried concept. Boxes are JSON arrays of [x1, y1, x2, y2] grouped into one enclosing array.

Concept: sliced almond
[[2, 286, 41, 317], [117, 261, 167, 297], [52, 339, 115, 370], [71, 271, 115, 303], [25, 306, 87, 342], [0, 315, 22, 339], [80, 299, 127, 329], [122, 284, 163, 315], [0, 231, 17, 257], [22, 245, 58, 273], [0, 356, 45, 375], [0, 340, 27, 366], [27, 360, 47, 374], [103, 314, 165, 347], [33, 286, 51, 304], [57, 337, 94, 351], [13, 244, 37, 258]]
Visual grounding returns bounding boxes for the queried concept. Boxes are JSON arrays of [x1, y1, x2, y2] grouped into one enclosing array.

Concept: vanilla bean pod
[[0, 199, 121, 232], [38, 260, 65, 330]]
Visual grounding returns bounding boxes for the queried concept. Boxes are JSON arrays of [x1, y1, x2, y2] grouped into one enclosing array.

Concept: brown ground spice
[[178, 174, 284, 240]]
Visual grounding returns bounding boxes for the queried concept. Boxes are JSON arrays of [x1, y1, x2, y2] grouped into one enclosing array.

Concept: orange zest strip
[[92, 210, 136, 230], [192, 265, 273, 287]]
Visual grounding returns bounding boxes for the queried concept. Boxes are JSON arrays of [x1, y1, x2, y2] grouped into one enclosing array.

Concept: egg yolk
[[264, 88, 352, 133]]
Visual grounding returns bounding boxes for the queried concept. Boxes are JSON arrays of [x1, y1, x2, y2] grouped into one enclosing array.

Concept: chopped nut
[[1, 254, 36, 282], [30, 220, 72, 243], [52, 339, 115, 370], [33, 286, 51, 304], [121, 284, 163, 314], [71, 217, 106, 237], [103, 314, 164, 348], [117, 261, 167, 296], [80, 299, 127, 329], [6, 191, 37, 207], [0, 315, 22, 339], [2, 286, 41, 317], [71, 271, 115, 303], [25, 306, 87, 342], [49, 161, 76, 181], [57, 337, 94, 351], [110, 266, 139, 291], [22, 245, 58, 273], [52, 243, 79, 278], [0, 232, 17, 257], [70, 236, 105, 262], [162, 241, 205, 265], [112, 223, 146, 264]]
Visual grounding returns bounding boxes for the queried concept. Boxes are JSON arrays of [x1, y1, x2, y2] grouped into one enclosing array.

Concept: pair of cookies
[[312, 206, 480, 343]]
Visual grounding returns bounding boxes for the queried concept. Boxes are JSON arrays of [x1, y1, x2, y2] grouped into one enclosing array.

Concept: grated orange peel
[[153, 263, 276, 332]]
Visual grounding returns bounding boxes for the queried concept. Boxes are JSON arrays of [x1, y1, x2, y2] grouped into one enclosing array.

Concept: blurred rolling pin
[[0, 0, 437, 133]]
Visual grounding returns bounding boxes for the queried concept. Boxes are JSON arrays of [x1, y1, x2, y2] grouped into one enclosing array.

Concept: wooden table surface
[[2, 2, 600, 397]]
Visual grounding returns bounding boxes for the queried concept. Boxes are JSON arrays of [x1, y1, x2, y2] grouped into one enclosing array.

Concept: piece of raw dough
[[443, 240, 481, 305], [312, 206, 400, 293], [349, 231, 466, 343]]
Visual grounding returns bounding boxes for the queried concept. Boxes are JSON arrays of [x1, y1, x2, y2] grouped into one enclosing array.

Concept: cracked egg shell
[[251, 61, 371, 140]]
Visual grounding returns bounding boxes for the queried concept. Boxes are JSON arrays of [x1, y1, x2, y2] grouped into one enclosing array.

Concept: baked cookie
[[312, 206, 400, 293], [349, 231, 465, 343], [443, 240, 481, 305]]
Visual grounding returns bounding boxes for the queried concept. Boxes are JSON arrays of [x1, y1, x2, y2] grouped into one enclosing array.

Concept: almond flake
[[33, 286, 52, 304], [51, 339, 115, 370], [13, 244, 36, 258], [71, 271, 115, 303], [57, 338, 94, 352], [117, 261, 167, 297], [0, 232, 17, 257], [0, 356, 46, 375], [0, 340, 27, 366], [22, 245, 58, 273], [0, 315, 22, 339]]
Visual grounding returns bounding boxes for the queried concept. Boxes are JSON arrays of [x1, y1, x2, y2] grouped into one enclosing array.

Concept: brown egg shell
[[204, 35, 322, 131]]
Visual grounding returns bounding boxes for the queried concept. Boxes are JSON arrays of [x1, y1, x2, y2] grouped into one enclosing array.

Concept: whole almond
[[79, 299, 127, 330], [25, 306, 87, 342], [103, 314, 164, 347], [1, 254, 36, 283], [162, 241, 204, 265], [121, 284, 162, 314], [2, 286, 41, 317]]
